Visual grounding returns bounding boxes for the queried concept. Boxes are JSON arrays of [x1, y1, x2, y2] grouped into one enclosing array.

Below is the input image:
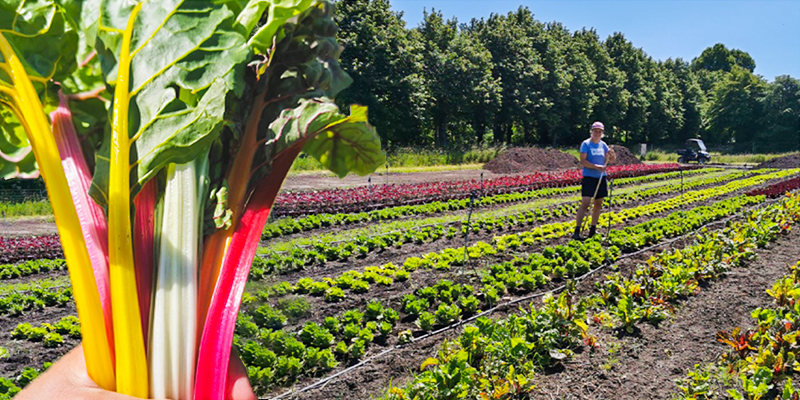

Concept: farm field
[[2, 164, 800, 399]]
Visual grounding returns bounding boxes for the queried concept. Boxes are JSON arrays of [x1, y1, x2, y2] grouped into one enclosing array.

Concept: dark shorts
[[581, 176, 608, 199]]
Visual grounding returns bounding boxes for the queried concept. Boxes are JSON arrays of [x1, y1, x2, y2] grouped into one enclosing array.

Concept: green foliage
[[252, 304, 287, 330], [0, 376, 20, 398], [43, 331, 64, 348], [415, 312, 435, 332], [324, 286, 346, 302], [298, 322, 334, 348], [0, 201, 53, 218], [275, 297, 311, 323]]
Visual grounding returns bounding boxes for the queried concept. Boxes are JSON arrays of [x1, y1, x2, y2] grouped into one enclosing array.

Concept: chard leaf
[[0, 0, 78, 84], [0, 0, 79, 178], [267, 98, 384, 178], [0, 107, 38, 179], [240, 0, 318, 53], [90, 0, 249, 207]]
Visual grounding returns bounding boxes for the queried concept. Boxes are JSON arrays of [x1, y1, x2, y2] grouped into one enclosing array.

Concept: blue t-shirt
[[580, 139, 610, 178]]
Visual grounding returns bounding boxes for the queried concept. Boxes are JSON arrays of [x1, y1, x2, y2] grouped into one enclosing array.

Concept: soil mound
[[483, 147, 580, 174], [610, 145, 642, 165], [756, 153, 800, 169]]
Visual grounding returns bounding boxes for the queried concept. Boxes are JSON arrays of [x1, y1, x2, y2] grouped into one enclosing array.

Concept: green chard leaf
[[0, 0, 78, 85], [238, 2, 377, 187], [238, 0, 318, 53], [267, 98, 384, 178], [0, 108, 38, 178], [89, 0, 249, 207], [0, 0, 80, 178]]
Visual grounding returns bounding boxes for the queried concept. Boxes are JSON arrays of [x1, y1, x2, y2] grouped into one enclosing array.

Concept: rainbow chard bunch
[[0, 0, 384, 398]]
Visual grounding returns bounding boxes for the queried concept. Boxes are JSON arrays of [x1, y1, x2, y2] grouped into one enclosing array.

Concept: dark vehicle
[[677, 139, 711, 164]]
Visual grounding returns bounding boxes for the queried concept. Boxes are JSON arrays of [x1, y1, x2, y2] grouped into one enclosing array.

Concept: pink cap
[[591, 121, 604, 130]]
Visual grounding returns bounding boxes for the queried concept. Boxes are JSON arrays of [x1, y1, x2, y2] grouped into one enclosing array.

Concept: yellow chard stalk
[[0, 33, 116, 389], [106, 2, 148, 397]]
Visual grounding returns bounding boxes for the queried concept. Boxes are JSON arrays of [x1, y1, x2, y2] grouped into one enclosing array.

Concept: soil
[[609, 145, 642, 166], [757, 153, 800, 169], [285, 211, 800, 400], [0, 302, 79, 377], [483, 148, 580, 174], [529, 225, 800, 400], [0, 217, 58, 237]]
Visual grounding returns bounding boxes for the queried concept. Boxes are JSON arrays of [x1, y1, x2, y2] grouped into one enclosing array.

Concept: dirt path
[[281, 168, 513, 192], [0, 216, 58, 237]]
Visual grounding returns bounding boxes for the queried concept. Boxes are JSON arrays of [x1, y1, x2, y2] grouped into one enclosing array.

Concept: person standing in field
[[572, 121, 616, 240]]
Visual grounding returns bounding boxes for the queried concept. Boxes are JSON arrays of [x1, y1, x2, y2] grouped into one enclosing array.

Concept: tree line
[[332, 0, 800, 152]]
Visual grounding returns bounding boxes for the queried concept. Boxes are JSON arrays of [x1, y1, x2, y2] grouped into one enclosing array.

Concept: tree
[[417, 10, 500, 147], [334, 0, 429, 146], [530, 22, 598, 146], [574, 29, 628, 143], [644, 63, 684, 144], [663, 58, 704, 142], [760, 75, 800, 151], [706, 66, 768, 146], [692, 43, 755, 73], [470, 7, 548, 145], [605, 32, 655, 144]]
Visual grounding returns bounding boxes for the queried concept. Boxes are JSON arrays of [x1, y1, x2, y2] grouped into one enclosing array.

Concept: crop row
[[262, 167, 722, 239], [589, 203, 793, 333], [0, 168, 737, 266], [0, 363, 51, 400], [746, 175, 800, 198], [379, 193, 800, 399], [0, 235, 62, 264], [286, 193, 758, 310], [251, 169, 796, 282], [10, 316, 81, 348], [0, 285, 73, 316], [234, 299, 401, 388], [0, 259, 66, 280], [676, 260, 800, 399], [272, 164, 693, 217], [237, 194, 766, 392]]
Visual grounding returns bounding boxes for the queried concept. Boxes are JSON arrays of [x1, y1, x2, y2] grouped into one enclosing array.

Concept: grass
[[258, 168, 737, 252], [642, 150, 798, 165], [0, 200, 52, 218]]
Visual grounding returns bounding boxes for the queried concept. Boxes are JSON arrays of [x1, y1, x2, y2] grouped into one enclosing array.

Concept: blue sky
[[390, 0, 800, 82]]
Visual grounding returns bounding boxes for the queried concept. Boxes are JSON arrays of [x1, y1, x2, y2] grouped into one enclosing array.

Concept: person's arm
[[607, 148, 617, 164], [580, 152, 605, 171]]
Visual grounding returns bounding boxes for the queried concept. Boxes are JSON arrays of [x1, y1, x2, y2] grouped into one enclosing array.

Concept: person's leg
[[589, 198, 603, 236], [588, 177, 608, 237], [573, 197, 591, 239]]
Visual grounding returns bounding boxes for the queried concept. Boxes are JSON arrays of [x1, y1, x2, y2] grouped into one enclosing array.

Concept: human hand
[[595, 164, 607, 172], [16, 343, 256, 400]]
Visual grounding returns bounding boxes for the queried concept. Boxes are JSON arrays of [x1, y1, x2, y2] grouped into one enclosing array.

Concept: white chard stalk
[[149, 159, 207, 399]]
